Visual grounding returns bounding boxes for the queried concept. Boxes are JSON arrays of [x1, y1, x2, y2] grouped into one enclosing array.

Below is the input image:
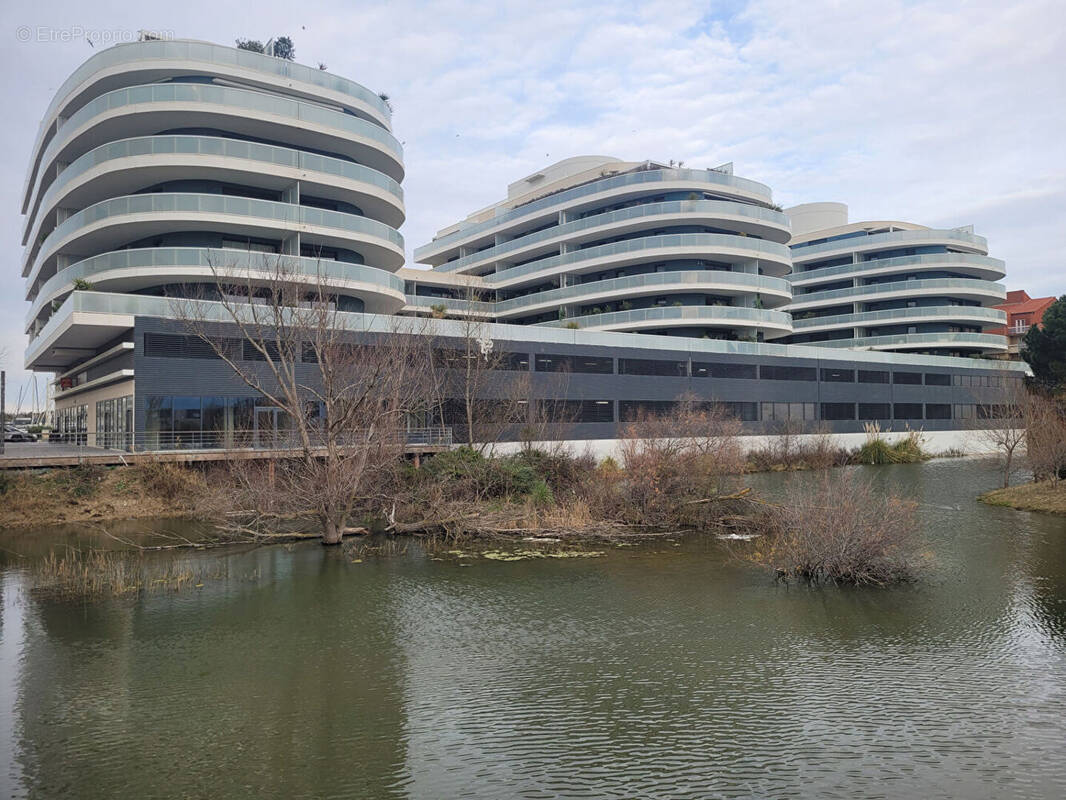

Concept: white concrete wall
[[784, 202, 849, 237], [482, 428, 1013, 461], [55, 378, 134, 447]]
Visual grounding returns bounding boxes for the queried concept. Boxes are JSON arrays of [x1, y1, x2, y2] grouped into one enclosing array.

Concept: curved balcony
[[537, 305, 793, 335], [790, 253, 1006, 286], [800, 332, 1008, 353], [27, 82, 404, 215], [26, 135, 404, 246], [495, 270, 791, 319], [439, 199, 791, 275], [27, 247, 407, 330], [402, 295, 496, 318], [791, 229, 988, 261], [415, 168, 776, 263], [24, 40, 392, 212], [789, 305, 1007, 334], [787, 278, 1006, 310], [486, 233, 792, 288], [25, 192, 405, 290]]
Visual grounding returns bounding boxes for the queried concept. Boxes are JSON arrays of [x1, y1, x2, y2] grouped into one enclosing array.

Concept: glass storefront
[[144, 395, 263, 449], [95, 395, 133, 449], [55, 404, 88, 445]]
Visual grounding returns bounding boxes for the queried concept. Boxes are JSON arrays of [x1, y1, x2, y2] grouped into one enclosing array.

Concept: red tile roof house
[[990, 290, 1057, 358]]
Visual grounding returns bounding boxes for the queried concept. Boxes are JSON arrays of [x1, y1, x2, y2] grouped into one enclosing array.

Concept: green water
[[1, 459, 1064, 799]]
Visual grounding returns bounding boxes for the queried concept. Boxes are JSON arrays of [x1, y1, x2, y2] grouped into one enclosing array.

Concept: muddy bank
[[0, 464, 209, 529]]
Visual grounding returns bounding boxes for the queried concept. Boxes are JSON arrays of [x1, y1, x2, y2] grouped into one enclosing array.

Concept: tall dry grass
[[29, 549, 212, 600]]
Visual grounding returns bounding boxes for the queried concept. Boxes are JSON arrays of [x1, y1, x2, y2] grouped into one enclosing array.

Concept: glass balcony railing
[[791, 229, 988, 259], [486, 233, 791, 286], [790, 253, 1006, 285], [29, 135, 402, 237], [30, 81, 403, 212], [538, 304, 792, 330], [402, 295, 496, 314], [27, 247, 405, 327], [415, 168, 775, 258], [495, 270, 791, 314], [801, 332, 1008, 350], [28, 291, 1029, 375], [37, 40, 391, 140], [436, 199, 789, 273], [789, 277, 1006, 306], [791, 305, 1007, 329], [27, 192, 404, 284]]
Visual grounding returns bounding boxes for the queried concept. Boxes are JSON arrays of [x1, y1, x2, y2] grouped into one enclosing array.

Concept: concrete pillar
[[281, 181, 300, 204], [281, 234, 300, 256]]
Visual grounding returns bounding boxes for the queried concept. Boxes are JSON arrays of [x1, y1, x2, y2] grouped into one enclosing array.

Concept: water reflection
[[0, 458, 1063, 799]]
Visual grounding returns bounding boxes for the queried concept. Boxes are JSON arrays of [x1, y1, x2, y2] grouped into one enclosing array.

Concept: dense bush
[[419, 447, 539, 499], [742, 471, 924, 585]]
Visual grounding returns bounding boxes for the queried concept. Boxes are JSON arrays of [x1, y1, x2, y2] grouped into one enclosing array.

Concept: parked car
[[3, 425, 38, 443]]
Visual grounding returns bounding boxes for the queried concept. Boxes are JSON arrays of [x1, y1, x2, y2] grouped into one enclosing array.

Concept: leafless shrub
[[748, 420, 850, 471], [741, 471, 923, 585], [617, 396, 746, 526]]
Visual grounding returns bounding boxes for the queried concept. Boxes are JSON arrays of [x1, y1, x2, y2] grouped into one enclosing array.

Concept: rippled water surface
[[1, 459, 1065, 798]]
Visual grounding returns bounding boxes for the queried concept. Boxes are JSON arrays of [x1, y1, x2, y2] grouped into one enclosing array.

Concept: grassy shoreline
[[0, 432, 941, 531], [979, 481, 1066, 515]]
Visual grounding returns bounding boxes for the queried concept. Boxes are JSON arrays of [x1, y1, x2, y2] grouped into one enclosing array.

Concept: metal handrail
[[33, 427, 453, 454]]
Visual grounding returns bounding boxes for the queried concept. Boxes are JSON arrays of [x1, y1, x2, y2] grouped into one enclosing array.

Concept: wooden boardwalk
[[0, 436, 452, 470]]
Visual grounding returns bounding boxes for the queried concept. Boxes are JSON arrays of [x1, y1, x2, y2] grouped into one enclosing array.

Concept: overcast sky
[[2, 0, 1064, 404]]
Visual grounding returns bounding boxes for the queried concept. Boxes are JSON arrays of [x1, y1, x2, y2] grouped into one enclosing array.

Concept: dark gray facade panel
[[133, 316, 1019, 439]]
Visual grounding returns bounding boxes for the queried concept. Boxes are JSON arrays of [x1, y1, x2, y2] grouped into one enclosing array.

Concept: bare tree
[[972, 386, 1029, 488], [425, 281, 531, 451], [173, 254, 434, 544]]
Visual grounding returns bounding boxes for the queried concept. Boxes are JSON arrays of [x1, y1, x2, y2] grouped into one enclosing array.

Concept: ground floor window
[[55, 404, 88, 445], [95, 395, 133, 449], [144, 395, 262, 449], [761, 402, 816, 423]]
